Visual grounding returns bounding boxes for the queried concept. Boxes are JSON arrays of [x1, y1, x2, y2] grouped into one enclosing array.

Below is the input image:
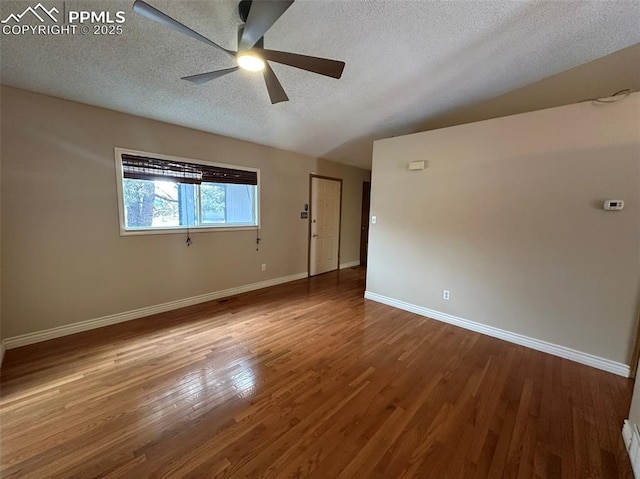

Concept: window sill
[[119, 225, 259, 236]]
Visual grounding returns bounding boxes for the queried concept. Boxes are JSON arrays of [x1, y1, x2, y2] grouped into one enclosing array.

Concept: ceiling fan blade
[[263, 62, 289, 104], [181, 67, 239, 85], [239, 0, 294, 51], [254, 48, 345, 79], [133, 0, 235, 58]]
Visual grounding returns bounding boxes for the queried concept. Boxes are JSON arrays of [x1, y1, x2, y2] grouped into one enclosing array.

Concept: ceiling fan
[[132, 0, 346, 104]]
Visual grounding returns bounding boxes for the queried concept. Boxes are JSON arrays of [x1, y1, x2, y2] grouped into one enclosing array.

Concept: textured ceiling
[[1, 0, 639, 170]]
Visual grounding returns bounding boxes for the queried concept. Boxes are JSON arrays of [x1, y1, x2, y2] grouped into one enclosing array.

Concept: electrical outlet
[[261, 264, 267, 271], [443, 290, 450, 301]]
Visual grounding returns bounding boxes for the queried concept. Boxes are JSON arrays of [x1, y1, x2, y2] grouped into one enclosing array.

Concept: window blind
[[121, 153, 258, 186]]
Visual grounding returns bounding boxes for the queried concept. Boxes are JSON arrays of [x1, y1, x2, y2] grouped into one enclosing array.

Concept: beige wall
[[368, 94, 640, 365], [0, 86, 370, 338]]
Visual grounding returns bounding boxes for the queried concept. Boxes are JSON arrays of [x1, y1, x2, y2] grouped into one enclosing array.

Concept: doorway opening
[[308, 175, 342, 276], [360, 181, 371, 266]]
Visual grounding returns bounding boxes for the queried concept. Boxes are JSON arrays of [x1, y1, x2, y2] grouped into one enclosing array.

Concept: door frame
[[308, 174, 343, 277], [360, 180, 371, 266], [629, 311, 640, 378]]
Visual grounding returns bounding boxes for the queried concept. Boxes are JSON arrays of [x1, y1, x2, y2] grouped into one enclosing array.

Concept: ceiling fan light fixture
[[237, 52, 266, 72]]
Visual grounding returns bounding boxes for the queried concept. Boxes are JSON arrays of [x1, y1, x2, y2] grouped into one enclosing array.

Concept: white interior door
[[310, 176, 341, 276]]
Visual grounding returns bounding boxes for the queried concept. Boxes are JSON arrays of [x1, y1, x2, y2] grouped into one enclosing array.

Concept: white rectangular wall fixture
[[408, 161, 425, 171]]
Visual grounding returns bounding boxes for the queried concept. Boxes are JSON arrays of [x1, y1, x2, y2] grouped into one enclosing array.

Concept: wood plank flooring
[[0, 267, 633, 478]]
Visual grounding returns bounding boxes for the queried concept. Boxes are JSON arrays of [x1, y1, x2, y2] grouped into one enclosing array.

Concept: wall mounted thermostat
[[603, 200, 624, 211]]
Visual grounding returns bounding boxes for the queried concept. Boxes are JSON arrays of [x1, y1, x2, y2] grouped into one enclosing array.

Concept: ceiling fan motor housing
[[238, 0, 252, 23]]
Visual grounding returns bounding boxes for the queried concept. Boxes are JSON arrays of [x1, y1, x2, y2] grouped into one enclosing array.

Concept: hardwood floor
[[0, 267, 633, 478]]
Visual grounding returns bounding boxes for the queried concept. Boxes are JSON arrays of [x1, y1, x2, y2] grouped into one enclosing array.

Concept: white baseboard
[[4, 272, 309, 350], [623, 420, 640, 477], [0, 340, 5, 368], [340, 260, 361, 269], [364, 291, 630, 378]]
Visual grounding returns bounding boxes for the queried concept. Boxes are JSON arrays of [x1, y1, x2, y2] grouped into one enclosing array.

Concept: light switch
[[371, 216, 377, 224]]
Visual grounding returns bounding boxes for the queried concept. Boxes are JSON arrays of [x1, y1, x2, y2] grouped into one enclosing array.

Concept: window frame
[[114, 147, 261, 236]]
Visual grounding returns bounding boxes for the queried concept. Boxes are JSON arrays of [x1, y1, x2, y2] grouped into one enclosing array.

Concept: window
[[115, 148, 259, 234]]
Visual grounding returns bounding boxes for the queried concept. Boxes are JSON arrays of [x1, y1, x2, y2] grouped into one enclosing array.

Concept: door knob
[[312, 234, 318, 238]]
